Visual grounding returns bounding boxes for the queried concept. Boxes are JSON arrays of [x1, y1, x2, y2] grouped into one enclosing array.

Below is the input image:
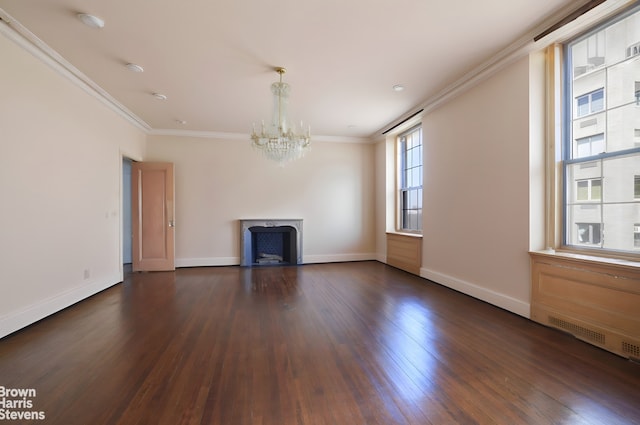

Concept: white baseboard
[[176, 257, 240, 267], [420, 267, 530, 318], [303, 253, 378, 264], [0, 274, 121, 339], [177, 254, 378, 267]]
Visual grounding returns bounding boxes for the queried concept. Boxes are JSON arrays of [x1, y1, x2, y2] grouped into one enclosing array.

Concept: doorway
[[122, 157, 132, 267]]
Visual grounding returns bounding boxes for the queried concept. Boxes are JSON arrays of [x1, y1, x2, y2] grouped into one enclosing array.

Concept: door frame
[[119, 151, 142, 281]]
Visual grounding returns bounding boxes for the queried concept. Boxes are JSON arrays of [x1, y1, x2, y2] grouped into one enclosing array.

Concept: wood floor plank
[[0, 262, 639, 425]]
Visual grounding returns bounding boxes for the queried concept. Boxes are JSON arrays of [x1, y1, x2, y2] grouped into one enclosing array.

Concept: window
[[575, 134, 604, 158], [627, 41, 640, 58], [576, 89, 604, 117], [576, 178, 602, 201], [563, 5, 640, 254], [398, 126, 422, 232], [576, 223, 602, 245]]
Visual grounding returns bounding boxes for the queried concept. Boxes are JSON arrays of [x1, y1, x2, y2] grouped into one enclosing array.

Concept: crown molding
[[149, 128, 373, 144], [373, 0, 635, 138], [148, 129, 248, 140], [0, 8, 151, 133], [4, 0, 632, 142], [0, 13, 375, 146]]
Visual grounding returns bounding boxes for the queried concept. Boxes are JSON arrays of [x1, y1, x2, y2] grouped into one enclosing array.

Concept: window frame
[[396, 125, 423, 234], [546, 3, 640, 261]]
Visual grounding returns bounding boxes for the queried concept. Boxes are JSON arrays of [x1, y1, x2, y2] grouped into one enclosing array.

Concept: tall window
[[398, 126, 422, 232], [564, 5, 640, 254]]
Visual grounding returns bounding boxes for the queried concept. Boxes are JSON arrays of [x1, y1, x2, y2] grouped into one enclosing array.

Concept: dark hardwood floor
[[0, 261, 639, 425]]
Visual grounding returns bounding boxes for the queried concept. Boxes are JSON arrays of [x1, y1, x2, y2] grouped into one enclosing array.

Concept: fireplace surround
[[240, 219, 303, 266]]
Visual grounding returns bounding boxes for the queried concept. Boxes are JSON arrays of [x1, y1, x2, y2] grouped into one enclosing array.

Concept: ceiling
[[0, 0, 589, 139]]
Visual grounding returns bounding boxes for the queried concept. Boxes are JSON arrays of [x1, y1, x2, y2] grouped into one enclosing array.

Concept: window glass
[[398, 126, 423, 232], [575, 134, 604, 158], [591, 179, 602, 199], [577, 95, 590, 116], [575, 89, 605, 117], [564, 5, 640, 254], [577, 180, 589, 200], [591, 89, 604, 112], [576, 223, 602, 245]]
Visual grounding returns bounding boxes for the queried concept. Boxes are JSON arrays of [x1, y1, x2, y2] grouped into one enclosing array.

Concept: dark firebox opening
[[249, 225, 297, 266]]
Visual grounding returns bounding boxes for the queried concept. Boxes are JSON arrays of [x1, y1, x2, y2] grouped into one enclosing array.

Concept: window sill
[[386, 231, 423, 238], [530, 248, 640, 271]]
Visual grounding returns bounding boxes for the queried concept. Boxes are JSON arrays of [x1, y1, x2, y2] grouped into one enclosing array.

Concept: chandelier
[[250, 67, 311, 165]]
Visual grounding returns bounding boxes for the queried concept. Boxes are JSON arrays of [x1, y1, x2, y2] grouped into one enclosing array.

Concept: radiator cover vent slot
[[548, 316, 605, 344], [622, 341, 640, 358]]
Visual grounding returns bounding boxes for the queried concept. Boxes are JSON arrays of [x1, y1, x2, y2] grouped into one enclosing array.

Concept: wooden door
[[131, 162, 175, 271]]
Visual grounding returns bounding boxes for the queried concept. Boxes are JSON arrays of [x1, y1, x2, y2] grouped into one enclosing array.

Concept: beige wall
[[0, 32, 146, 337], [145, 135, 377, 265], [375, 56, 545, 317], [415, 57, 538, 316]]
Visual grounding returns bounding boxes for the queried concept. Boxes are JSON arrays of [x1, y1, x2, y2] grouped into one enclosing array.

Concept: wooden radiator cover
[[386, 233, 422, 275], [530, 251, 640, 359]]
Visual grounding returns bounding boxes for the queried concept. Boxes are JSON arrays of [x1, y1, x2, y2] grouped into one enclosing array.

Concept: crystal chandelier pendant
[[250, 67, 311, 165]]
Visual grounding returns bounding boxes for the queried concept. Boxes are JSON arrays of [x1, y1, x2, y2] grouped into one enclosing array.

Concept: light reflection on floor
[[376, 297, 440, 403]]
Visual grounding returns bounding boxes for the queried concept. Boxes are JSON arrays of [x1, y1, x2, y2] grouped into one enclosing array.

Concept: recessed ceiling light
[[176, 119, 187, 125], [77, 13, 105, 29], [152, 93, 167, 100], [125, 63, 144, 73], [393, 84, 405, 92]]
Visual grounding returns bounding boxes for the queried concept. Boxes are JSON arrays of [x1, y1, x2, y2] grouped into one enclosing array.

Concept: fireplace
[[240, 219, 303, 266]]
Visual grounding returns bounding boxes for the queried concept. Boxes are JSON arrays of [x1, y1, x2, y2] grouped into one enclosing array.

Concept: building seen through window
[[398, 126, 423, 232], [565, 5, 640, 252]]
